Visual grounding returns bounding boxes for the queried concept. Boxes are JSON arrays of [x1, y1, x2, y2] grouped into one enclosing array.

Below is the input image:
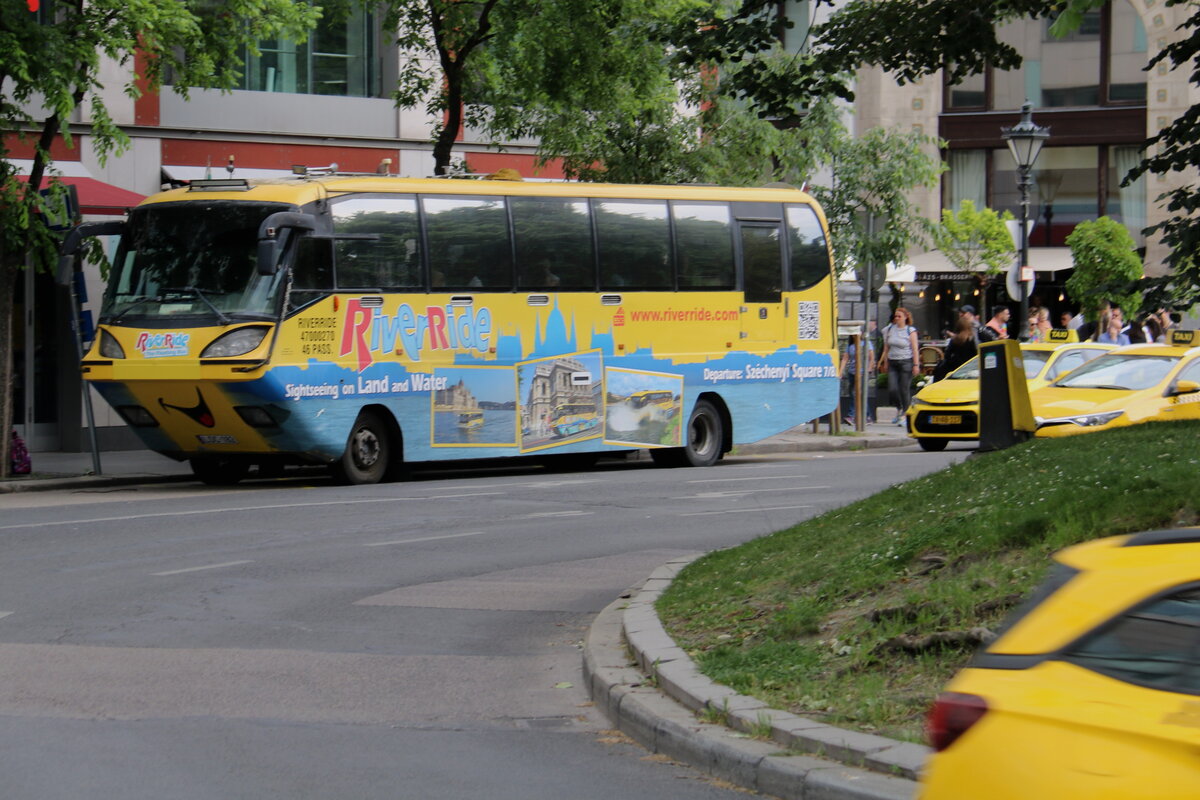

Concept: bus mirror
[[257, 212, 317, 276], [56, 220, 126, 286]]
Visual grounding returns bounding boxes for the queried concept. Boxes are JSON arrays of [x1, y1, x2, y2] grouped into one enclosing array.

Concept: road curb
[[0, 473, 193, 494], [583, 556, 925, 800]]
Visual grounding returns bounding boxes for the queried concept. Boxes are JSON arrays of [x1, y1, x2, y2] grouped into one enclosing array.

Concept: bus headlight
[[201, 326, 270, 358], [99, 329, 126, 359]]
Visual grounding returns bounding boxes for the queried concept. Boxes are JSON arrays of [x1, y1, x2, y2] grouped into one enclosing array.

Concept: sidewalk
[[1, 413, 913, 494]]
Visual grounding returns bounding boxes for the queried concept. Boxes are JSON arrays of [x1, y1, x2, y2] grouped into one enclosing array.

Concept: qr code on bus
[[796, 302, 820, 340]]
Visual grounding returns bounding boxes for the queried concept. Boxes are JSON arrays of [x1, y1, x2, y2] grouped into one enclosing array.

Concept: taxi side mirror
[[1170, 380, 1200, 396]]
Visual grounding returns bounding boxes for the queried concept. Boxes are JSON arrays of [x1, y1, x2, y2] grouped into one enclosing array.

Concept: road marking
[[525, 510, 593, 518], [0, 612, 12, 620], [0, 495, 501, 531], [673, 485, 829, 499], [681, 505, 813, 516], [365, 531, 488, 547], [423, 492, 505, 500], [152, 560, 254, 576], [687, 475, 807, 483]]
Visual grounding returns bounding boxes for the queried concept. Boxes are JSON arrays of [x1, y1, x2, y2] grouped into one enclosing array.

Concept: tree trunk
[[432, 64, 465, 176]]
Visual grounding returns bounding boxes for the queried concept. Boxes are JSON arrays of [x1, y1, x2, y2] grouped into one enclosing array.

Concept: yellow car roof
[[990, 530, 1200, 654]]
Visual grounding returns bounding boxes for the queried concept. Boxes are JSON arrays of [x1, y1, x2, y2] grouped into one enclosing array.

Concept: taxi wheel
[[190, 457, 252, 485], [917, 438, 948, 452], [331, 410, 391, 485]]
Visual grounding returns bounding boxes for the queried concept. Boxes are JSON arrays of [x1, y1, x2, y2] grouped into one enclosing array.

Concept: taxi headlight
[[98, 329, 125, 359], [1068, 410, 1125, 427], [200, 326, 270, 358]]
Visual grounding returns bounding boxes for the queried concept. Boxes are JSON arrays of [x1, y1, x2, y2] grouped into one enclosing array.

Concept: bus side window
[[786, 204, 831, 291], [739, 223, 784, 303], [331, 196, 422, 290], [596, 199, 672, 291], [673, 202, 734, 289], [512, 196, 595, 291], [424, 196, 513, 291]]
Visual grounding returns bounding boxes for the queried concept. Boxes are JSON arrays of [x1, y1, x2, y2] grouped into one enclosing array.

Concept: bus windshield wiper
[[163, 286, 231, 325], [108, 296, 158, 322]]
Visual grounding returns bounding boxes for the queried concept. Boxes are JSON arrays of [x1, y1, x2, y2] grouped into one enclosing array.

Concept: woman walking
[[878, 307, 920, 425]]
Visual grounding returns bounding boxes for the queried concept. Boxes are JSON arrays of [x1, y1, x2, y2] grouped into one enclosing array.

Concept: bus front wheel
[[331, 410, 391, 485], [651, 399, 723, 468], [190, 457, 251, 486]]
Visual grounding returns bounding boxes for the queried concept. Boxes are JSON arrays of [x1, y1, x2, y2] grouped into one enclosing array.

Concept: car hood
[[1030, 386, 1135, 417], [914, 378, 979, 405]]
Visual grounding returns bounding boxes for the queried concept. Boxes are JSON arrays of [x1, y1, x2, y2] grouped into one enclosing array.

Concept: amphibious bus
[[61, 170, 839, 484]]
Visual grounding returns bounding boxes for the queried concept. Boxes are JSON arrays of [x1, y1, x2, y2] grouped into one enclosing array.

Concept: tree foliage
[[931, 200, 1016, 278], [0, 0, 318, 477], [1065, 216, 1144, 320]]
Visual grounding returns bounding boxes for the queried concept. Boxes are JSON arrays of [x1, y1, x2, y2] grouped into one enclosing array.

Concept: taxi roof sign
[[1047, 328, 1079, 342], [1171, 329, 1199, 346]]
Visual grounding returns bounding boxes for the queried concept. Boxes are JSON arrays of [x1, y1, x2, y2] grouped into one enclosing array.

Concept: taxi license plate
[[930, 414, 962, 425]]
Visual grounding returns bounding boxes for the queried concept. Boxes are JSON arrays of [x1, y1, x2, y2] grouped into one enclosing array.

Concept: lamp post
[[1001, 102, 1050, 339]]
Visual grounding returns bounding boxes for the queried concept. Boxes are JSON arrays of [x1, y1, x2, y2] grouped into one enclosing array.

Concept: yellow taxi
[[919, 529, 1200, 800], [906, 339, 1113, 451], [1031, 335, 1200, 437]]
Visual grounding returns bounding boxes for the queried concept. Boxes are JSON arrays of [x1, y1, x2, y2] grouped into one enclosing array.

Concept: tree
[[930, 200, 1016, 313], [0, 0, 318, 477], [810, 121, 945, 291], [1065, 216, 1144, 321]]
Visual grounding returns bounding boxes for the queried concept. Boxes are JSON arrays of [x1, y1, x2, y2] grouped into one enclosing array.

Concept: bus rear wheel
[[651, 399, 723, 468], [190, 457, 251, 486], [331, 410, 391, 485]]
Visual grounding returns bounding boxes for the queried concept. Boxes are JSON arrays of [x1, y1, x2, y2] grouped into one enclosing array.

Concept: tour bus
[[61, 170, 839, 484]]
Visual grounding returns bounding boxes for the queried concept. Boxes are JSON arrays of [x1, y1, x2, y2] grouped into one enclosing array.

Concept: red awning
[[15, 174, 145, 216]]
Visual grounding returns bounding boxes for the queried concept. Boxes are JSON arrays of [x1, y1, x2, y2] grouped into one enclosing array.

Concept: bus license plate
[[930, 414, 962, 425]]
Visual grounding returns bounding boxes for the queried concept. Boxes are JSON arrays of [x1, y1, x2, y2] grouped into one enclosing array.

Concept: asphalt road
[[0, 448, 964, 800]]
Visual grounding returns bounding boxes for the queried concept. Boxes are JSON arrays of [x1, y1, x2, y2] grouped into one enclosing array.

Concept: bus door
[[736, 215, 786, 347]]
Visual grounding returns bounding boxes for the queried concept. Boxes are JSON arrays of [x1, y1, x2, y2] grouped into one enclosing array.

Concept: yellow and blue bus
[[62, 171, 839, 484]]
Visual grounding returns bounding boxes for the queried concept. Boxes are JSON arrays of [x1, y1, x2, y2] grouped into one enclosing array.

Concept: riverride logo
[[136, 331, 190, 358], [339, 298, 493, 371]]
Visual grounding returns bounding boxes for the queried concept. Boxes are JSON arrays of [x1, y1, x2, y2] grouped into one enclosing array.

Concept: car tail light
[[926, 692, 988, 752]]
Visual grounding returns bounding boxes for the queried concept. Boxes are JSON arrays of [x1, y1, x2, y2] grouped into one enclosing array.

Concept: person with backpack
[[878, 307, 920, 425]]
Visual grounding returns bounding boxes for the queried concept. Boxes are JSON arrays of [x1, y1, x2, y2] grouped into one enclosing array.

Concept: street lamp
[[1001, 102, 1050, 338]]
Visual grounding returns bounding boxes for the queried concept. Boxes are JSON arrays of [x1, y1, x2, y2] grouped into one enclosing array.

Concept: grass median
[[656, 419, 1200, 744]]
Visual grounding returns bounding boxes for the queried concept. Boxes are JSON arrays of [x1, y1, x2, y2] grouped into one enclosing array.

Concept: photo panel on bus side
[[603, 367, 684, 448], [517, 351, 604, 452], [430, 366, 518, 448]]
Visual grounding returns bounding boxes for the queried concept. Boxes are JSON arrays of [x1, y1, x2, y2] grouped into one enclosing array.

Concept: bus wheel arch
[[330, 406, 404, 485], [651, 393, 730, 468]]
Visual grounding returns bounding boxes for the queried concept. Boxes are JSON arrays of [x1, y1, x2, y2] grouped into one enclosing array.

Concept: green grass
[[657, 420, 1200, 743]]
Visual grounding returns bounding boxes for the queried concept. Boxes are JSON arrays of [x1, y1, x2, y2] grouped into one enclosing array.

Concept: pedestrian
[[1097, 308, 1131, 346], [934, 316, 978, 381], [955, 304, 981, 343], [878, 307, 920, 425], [979, 305, 1010, 343], [1143, 314, 1165, 344], [1027, 307, 1052, 342], [840, 333, 876, 424]]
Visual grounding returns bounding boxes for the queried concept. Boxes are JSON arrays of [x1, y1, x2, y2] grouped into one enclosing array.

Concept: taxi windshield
[[101, 201, 292, 322], [1053, 353, 1180, 390], [946, 350, 1051, 381]]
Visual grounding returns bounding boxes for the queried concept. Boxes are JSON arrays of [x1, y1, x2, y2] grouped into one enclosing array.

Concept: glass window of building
[[993, 146, 1099, 247], [240, 4, 379, 97], [953, 2, 1144, 111], [1109, 1, 1148, 102], [947, 150, 988, 212], [1107, 145, 1147, 247]]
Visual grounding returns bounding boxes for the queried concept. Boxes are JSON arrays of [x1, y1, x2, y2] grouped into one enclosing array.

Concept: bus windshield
[[101, 201, 292, 322]]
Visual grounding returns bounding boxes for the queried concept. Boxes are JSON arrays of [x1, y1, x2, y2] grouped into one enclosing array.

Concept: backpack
[[10, 429, 30, 475]]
